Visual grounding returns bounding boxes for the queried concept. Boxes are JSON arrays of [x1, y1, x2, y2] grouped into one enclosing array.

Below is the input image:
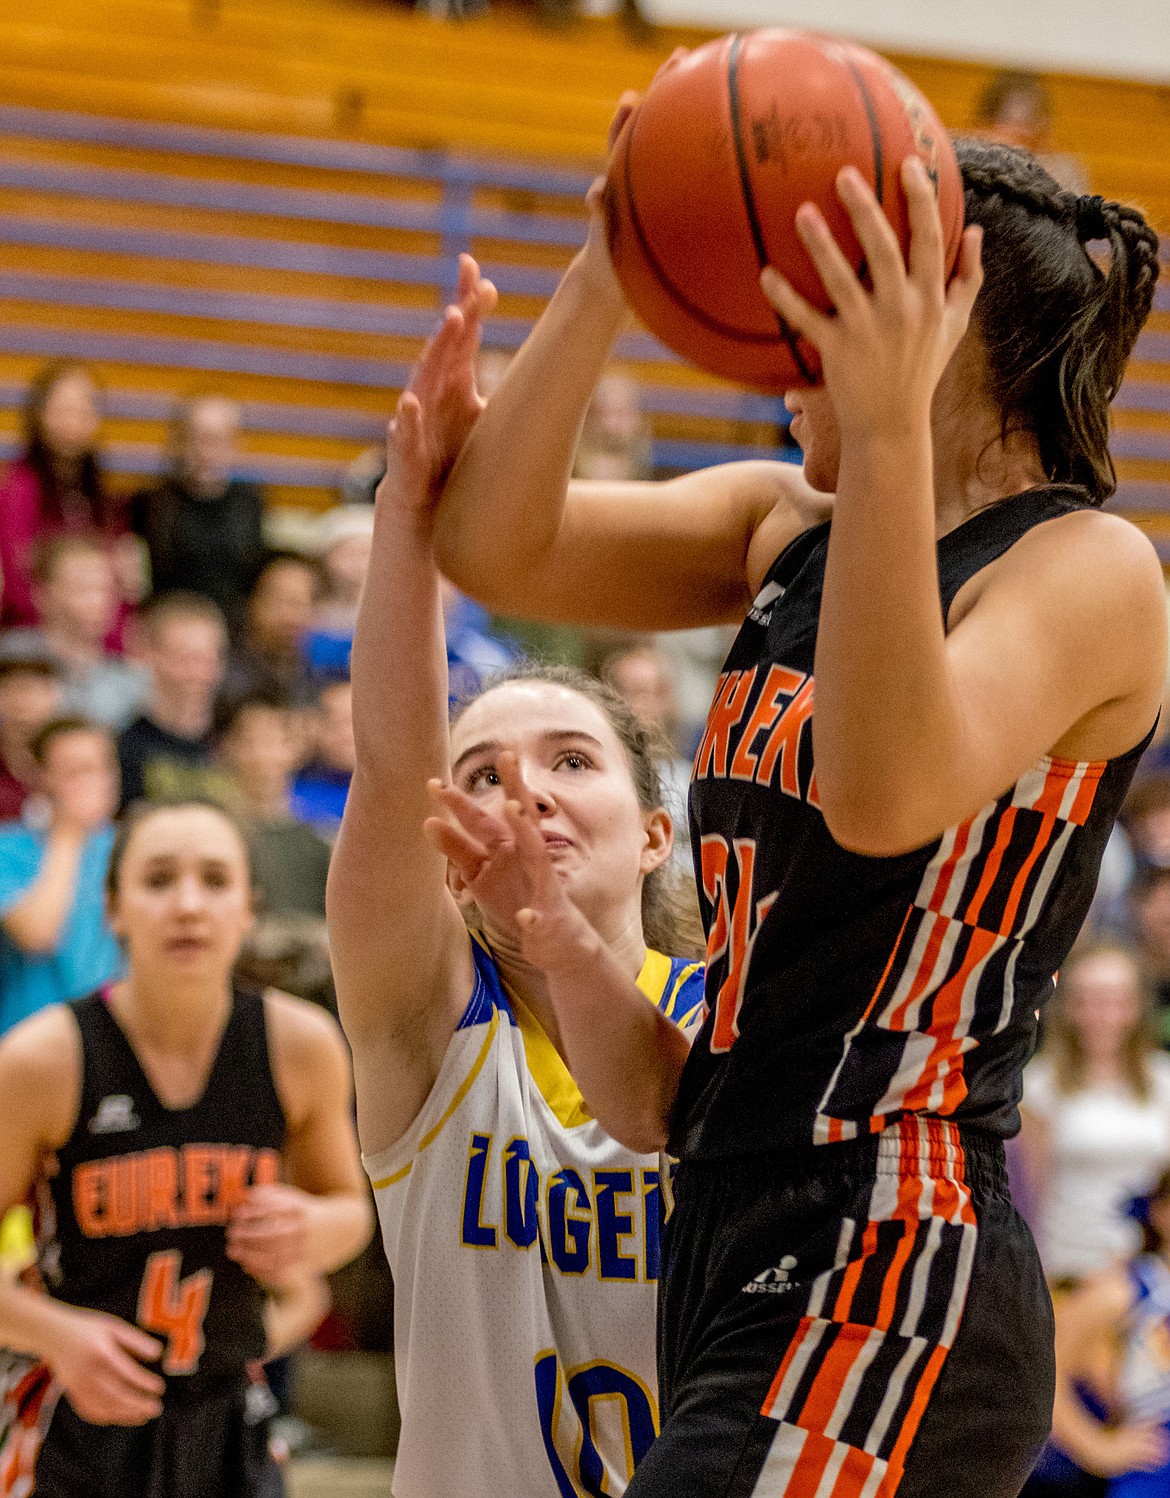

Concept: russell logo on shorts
[[744, 1254, 798, 1294], [88, 1094, 142, 1135]]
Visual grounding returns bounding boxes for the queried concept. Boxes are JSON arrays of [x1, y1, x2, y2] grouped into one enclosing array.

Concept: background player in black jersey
[[407, 103, 1168, 1498], [0, 798, 372, 1498]]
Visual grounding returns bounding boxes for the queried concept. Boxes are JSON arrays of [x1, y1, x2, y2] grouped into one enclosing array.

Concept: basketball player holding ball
[[417, 27, 1167, 1494]]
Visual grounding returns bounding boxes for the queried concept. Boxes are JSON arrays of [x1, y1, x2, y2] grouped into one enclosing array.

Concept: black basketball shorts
[[631, 1116, 1054, 1498], [0, 1359, 283, 1498]]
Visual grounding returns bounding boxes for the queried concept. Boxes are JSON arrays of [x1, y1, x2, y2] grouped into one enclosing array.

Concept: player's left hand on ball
[[759, 155, 983, 440], [226, 1183, 314, 1286]]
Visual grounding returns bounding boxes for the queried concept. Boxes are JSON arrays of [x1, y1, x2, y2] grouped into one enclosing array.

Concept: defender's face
[[450, 681, 668, 928]]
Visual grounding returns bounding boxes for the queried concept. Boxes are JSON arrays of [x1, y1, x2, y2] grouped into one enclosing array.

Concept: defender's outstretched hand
[[378, 254, 498, 516]]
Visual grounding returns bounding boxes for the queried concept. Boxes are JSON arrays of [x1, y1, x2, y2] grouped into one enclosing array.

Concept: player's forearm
[[0, 1279, 79, 1365], [350, 503, 449, 787], [432, 253, 627, 609], [301, 1190, 375, 1276], [812, 429, 962, 854], [542, 930, 688, 1154], [264, 1274, 330, 1360], [2, 827, 86, 953]]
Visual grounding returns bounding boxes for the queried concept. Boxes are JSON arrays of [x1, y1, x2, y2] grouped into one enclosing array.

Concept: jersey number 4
[[701, 835, 777, 1054], [137, 1250, 213, 1376]]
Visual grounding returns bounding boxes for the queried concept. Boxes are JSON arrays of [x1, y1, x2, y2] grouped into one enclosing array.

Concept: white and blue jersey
[[363, 934, 705, 1498], [1111, 1254, 1170, 1497]]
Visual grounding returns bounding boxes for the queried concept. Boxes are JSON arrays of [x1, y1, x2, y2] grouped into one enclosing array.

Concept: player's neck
[[107, 973, 233, 1059], [931, 349, 1049, 537]]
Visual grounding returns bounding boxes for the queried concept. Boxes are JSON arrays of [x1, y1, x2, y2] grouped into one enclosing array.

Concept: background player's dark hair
[[107, 798, 256, 898], [955, 137, 1161, 504], [452, 661, 705, 960]]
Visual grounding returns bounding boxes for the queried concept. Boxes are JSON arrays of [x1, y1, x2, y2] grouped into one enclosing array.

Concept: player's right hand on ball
[[49, 1308, 164, 1425]]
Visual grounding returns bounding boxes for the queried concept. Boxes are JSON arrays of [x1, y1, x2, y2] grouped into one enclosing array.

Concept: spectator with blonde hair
[[1020, 943, 1170, 1286]]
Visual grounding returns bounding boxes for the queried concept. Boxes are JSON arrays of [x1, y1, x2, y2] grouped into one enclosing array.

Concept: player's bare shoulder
[[956, 505, 1166, 760], [0, 1003, 84, 1151], [960, 505, 1164, 661], [743, 461, 832, 596], [262, 988, 352, 1126]]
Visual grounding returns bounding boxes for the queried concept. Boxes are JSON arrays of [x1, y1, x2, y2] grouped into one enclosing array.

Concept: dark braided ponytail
[[954, 137, 1161, 504]]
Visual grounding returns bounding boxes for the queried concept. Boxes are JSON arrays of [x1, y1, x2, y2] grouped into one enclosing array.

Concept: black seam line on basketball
[[843, 57, 883, 202], [726, 32, 814, 383], [620, 96, 788, 347]]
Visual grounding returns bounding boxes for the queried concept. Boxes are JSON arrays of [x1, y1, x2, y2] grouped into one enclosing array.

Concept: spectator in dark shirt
[[0, 641, 64, 822], [0, 362, 132, 630], [221, 551, 324, 707], [7, 536, 149, 731], [291, 678, 354, 839], [131, 394, 265, 638], [216, 687, 330, 917], [117, 592, 234, 808]]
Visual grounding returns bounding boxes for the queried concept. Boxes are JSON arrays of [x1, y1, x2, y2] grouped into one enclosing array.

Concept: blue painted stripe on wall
[[0, 158, 589, 247], [0, 104, 597, 198], [0, 213, 566, 298], [0, 267, 668, 361]]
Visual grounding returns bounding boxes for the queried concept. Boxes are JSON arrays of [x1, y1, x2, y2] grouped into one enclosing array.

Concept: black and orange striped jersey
[[673, 485, 1152, 1160], [34, 990, 286, 1384]]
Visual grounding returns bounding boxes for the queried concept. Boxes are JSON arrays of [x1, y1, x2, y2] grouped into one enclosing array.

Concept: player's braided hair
[[954, 137, 1161, 503], [452, 661, 705, 961]]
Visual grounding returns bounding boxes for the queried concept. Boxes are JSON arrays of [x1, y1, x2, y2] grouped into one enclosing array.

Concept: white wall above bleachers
[[642, 0, 1170, 83]]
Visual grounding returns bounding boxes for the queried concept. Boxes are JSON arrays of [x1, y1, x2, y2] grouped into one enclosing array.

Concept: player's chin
[[798, 447, 838, 495]]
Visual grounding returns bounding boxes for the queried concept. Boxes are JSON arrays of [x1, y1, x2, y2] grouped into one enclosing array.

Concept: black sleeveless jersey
[[674, 485, 1153, 1160], [35, 989, 287, 1384]]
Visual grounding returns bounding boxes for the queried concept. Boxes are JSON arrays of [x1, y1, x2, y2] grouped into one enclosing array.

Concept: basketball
[[602, 30, 966, 392]]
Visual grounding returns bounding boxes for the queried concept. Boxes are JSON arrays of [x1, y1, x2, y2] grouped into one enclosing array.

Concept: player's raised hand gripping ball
[[602, 29, 964, 392]]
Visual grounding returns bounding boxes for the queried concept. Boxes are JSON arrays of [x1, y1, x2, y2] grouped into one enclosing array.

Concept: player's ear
[[445, 859, 477, 913], [640, 807, 673, 876]]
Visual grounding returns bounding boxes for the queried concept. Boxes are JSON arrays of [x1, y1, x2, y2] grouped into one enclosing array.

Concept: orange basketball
[[603, 30, 965, 392]]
